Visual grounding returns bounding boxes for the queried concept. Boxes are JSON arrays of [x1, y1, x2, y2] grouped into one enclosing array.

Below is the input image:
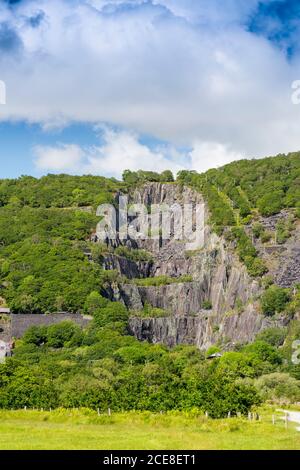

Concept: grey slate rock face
[[102, 254, 152, 279], [252, 212, 300, 289], [128, 309, 287, 350], [104, 182, 277, 350]]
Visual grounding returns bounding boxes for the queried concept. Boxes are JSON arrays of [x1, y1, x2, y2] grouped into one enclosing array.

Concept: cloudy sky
[[1, 0, 300, 179]]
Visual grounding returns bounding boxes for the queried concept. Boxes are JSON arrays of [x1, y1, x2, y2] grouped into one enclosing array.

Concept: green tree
[[93, 302, 129, 328], [84, 291, 108, 314], [46, 321, 83, 348], [261, 286, 290, 316]]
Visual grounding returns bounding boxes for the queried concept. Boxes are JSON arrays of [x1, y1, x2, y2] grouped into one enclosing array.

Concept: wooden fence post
[[285, 413, 288, 430], [272, 415, 275, 425]]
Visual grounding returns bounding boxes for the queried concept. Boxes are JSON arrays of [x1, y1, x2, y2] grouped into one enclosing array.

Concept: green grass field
[[0, 408, 299, 450]]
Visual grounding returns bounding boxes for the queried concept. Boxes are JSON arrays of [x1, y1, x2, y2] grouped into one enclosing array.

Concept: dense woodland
[[0, 153, 300, 414]]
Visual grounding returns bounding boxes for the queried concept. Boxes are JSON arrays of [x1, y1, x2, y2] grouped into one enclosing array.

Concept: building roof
[[0, 308, 10, 314], [207, 352, 222, 359]]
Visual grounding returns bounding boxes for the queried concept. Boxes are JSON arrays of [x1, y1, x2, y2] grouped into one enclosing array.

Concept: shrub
[[231, 228, 267, 277], [114, 246, 153, 262], [202, 300, 212, 310], [242, 341, 282, 365], [93, 302, 129, 327], [130, 304, 170, 318], [46, 321, 83, 348], [199, 380, 262, 418], [246, 257, 268, 277], [261, 231, 272, 243], [252, 223, 264, 238], [256, 327, 287, 347], [134, 275, 193, 287], [276, 218, 294, 244], [255, 373, 300, 403], [22, 325, 48, 346], [257, 191, 284, 216], [261, 286, 290, 316], [84, 291, 108, 314]]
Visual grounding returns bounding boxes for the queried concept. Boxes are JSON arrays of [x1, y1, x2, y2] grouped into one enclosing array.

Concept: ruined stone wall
[[10, 314, 90, 339]]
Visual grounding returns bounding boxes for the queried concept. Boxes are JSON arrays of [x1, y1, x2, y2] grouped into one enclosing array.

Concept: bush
[[257, 191, 284, 216], [261, 286, 290, 316], [202, 300, 212, 310], [261, 231, 272, 243], [22, 325, 48, 346], [130, 304, 170, 318], [59, 374, 113, 409], [198, 379, 262, 418], [114, 343, 151, 364], [255, 373, 300, 403], [93, 302, 128, 327], [114, 246, 153, 262], [231, 228, 267, 277], [84, 291, 108, 314], [242, 341, 282, 365], [252, 223, 264, 238], [0, 365, 58, 409], [276, 219, 294, 244], [47, 321, 83, 348], [246, 257, 268, 277], [256, 327, 287, 347], [134, 275, 193, 287]]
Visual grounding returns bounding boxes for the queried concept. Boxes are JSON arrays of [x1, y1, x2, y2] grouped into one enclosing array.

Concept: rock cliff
[[100, 183, 287, 350]]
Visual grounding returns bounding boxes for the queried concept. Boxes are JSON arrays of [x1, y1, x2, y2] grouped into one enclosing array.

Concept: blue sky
[[0, 121, 101, 178], [0, 0, 300, 179], [249, 0, 300, 58]]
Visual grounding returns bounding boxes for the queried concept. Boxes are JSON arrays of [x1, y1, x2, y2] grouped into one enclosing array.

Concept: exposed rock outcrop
[[102, 254, 151, 279], [251, 215, 300, 288], [129, 306, 287, 350], [99, 183, 275, 350]]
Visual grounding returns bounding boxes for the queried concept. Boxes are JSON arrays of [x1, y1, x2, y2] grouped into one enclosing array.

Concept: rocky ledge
[[99, 183, 287, 350]]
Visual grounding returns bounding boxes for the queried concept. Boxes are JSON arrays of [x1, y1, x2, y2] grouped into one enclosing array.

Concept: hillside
[[0, 153, 300, 414], [0, 153, 300, 316]]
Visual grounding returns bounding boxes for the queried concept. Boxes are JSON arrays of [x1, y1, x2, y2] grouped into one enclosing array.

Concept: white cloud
[[33, 127, 185, 177], [189, 141, 243, 173], [1, 0, 300, 174], [34, 143, 84, 171], [33, 127, 246, 177]]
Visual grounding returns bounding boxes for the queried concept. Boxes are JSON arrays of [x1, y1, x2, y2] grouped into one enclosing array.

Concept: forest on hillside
[[0, 152, 299, 314], [0, 153, 300, 414]]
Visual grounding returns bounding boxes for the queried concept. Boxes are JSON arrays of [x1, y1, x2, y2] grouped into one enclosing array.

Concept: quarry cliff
[[99, 182, 293, 350]]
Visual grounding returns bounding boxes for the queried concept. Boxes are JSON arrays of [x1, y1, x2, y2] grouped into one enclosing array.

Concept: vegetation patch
[[130, 304, 171, 319], [133, 274, 193, 287], [114, 246, 153, 263]]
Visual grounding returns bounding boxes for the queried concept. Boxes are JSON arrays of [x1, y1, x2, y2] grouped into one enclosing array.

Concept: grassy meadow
[[0, 408, 299, 450]]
